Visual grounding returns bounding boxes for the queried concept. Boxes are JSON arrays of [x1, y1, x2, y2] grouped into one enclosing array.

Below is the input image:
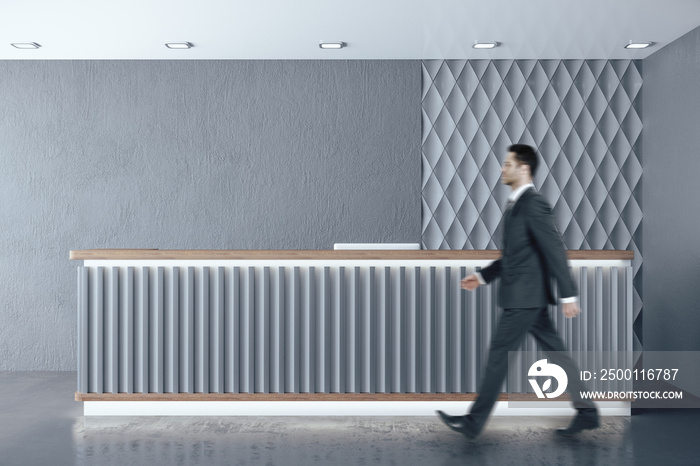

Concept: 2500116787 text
[[591, 369, 679, 381]]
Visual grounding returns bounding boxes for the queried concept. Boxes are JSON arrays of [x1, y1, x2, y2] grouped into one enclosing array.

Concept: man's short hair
[[507, 144, 539, 178]]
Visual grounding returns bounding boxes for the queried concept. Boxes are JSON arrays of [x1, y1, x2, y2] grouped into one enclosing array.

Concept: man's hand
[[461, 274, 481, 291], [562, 302, 580, 318]]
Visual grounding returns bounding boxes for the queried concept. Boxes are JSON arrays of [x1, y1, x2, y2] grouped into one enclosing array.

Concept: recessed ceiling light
[[11, 42, 41, 49], [165, 42, 193, 49], [319, 41, 346, 49], [472, 41, 499, 49], [624, 41, 653, 49]]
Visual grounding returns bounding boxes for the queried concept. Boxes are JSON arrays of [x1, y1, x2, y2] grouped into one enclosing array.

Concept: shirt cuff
[[474, 272, 486, 285], [560, 296, 578, 304]]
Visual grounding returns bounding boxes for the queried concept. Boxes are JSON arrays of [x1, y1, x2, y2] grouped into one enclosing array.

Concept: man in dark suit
[[437, 144, 598, 439]]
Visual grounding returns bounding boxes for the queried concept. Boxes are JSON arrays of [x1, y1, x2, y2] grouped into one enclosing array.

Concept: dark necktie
[[505, 199, 515, 213]]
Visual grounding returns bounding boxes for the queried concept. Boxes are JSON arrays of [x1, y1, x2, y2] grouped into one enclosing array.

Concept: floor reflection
[[72, 415, 635, 466], [2, 373, 699, 466]]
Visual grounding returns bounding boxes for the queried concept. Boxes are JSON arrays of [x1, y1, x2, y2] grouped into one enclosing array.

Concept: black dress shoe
[[555, 410, 599, 437], [436, 410, 480, 440]]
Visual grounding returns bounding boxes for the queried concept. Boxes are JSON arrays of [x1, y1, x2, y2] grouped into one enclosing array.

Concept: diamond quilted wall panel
[[422, 60, 643, 350]]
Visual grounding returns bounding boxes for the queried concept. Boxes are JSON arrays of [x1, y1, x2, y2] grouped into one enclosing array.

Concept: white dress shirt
[[474, 183, 577, 304]]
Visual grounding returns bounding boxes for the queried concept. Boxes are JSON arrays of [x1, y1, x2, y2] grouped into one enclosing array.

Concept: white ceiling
[[1, 0, 699, 60]]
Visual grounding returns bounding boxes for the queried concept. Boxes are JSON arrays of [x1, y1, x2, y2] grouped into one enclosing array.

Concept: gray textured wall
[[643, 26, 700, 351], [422, 59, 644, 350], [0, 60, 421, 370]]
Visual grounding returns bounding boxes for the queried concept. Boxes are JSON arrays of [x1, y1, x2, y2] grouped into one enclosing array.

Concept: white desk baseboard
[[84, 400, 630, 416]]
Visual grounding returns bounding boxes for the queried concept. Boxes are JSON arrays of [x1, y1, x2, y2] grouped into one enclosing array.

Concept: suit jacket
[[479, 187, 577, 309]]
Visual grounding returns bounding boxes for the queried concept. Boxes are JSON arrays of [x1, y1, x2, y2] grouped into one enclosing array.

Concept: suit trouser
[[469, 306, 596, 427]]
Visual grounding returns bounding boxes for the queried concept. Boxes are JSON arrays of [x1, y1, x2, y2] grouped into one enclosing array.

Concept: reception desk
[[71, 249, 633, 416]]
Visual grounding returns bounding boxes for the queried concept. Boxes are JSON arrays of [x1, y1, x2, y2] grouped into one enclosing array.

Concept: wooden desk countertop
[[70, 249, 633, 261]]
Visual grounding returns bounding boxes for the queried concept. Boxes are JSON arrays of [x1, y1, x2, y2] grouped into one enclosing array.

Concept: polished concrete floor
[[1, 372, 699, 466]]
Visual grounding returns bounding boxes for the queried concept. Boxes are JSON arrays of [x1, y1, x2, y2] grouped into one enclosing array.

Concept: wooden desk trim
[[70, 249, 634, 261], [75, 392, 578, 402]]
